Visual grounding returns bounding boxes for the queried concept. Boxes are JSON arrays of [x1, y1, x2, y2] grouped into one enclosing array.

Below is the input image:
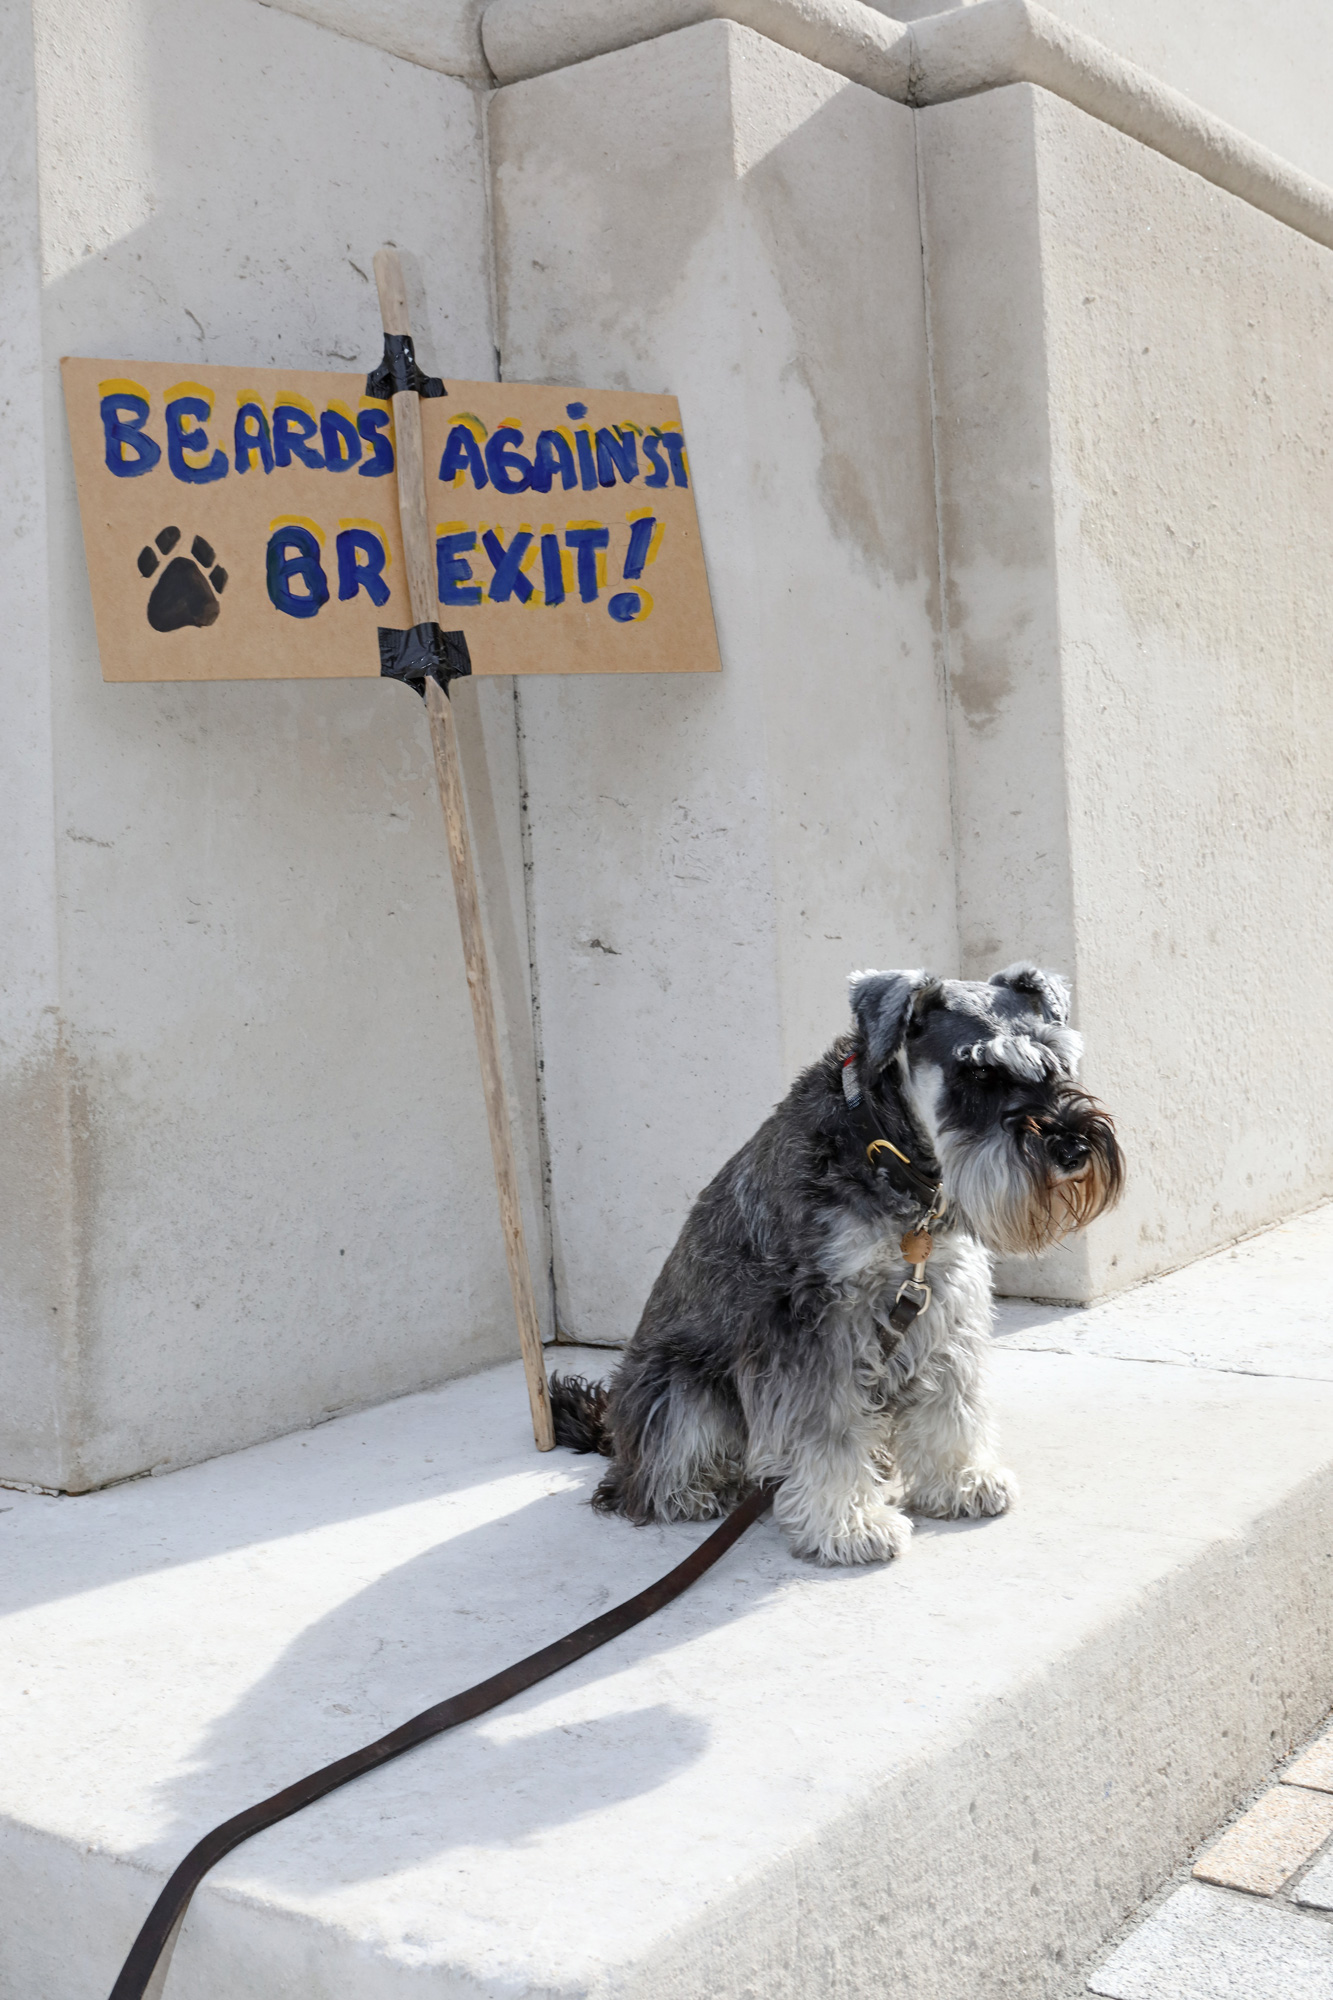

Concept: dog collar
[[840, 1055, 943, 1209], [841, 1054, 945, 1341]]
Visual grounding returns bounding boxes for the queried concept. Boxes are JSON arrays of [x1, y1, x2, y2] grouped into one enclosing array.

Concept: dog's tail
[[549, 1372, 615, 1456]]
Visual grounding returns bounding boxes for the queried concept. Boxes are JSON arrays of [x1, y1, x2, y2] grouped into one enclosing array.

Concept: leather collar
[[840, 1055, 944, 1213]]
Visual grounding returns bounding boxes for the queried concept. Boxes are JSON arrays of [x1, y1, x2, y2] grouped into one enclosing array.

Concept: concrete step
[[4, 1209, 1333, 2000], [1086, 1711, 1333, 1997]]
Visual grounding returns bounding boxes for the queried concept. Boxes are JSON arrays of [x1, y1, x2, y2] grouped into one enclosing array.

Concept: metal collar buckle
[[886, 1274, 932, 1337]]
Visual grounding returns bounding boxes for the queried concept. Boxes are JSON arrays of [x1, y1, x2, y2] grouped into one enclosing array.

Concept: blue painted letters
[[272, 404, 325, 471], [531, 431, 577, 494], [482, 528, 535, 603], [484, 426, 533, 496], [540, 533, 565, 607], [595, 427, 638, 487], [564, 525, 610, 603], [336, 528, 390, 606], [320, 409, 362, 472], [234, 403, 274, 475], [356, 408, 394, 477], [266, 526, 330, 618], [100, 393, 161, 478], [437, 529, 483, 607], [165, 397, 228, 484], [438, 425, 488, 490]]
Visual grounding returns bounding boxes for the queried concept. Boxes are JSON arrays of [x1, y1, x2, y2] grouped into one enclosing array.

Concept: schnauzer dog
[[551, 966, 1122, 1565]]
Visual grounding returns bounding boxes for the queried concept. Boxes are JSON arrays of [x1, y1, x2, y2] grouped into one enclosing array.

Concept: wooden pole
[[374, 246, 554, 1452]]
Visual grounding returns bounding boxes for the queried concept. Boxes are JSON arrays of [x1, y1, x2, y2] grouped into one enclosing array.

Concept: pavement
[[1084, 1712, 1333, 1998], [4, 1205, 1333, 2000]]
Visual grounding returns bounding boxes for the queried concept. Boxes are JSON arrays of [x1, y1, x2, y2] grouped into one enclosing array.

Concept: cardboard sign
[[61, 359, 722, 682]]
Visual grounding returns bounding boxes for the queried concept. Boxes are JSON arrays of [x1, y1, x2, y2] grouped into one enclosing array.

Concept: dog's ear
[[989, 963, 1071, 1024], [848, 969, 939, 1070]]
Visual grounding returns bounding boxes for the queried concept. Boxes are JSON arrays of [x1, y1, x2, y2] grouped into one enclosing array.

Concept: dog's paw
[[660, 1486, 732, 1522], [798, 1499, 914, 1566], [906, 1463, 1018, 1519]]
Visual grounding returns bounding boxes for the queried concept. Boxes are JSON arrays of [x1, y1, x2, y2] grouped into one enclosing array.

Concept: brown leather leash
[[106, 1482, 777, 2000]]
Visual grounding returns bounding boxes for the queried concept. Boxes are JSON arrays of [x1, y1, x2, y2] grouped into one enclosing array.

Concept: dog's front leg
[[741, 1333, 912, 1566], [890, 1325, 1018, 1520]]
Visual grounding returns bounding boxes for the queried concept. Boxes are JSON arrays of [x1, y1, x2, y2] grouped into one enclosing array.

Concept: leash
[[105, 1482, 776, 2000]]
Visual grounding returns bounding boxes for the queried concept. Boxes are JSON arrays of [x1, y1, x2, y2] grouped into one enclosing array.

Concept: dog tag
[[901, 1229, 933, 1264]]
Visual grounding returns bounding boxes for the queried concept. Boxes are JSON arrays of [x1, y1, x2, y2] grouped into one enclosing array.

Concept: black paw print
[[137, 527, 228, 632]]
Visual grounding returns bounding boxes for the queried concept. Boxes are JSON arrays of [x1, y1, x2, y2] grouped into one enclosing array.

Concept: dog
[[551, 966, 1122, 1565]]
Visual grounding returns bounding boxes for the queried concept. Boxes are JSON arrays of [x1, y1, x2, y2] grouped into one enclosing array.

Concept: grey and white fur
[[551, 966, 1123, 1565]]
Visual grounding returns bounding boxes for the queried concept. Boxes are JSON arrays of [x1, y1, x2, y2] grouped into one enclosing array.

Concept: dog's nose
[[1046, 1131, 1090, 1172]]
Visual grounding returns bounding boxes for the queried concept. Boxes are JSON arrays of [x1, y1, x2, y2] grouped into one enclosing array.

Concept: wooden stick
[[372, 250, 436, 625], [373, 246, 554, 1452]]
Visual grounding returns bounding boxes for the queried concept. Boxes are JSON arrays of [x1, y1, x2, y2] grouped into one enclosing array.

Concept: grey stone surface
[[890, 0, 1333, 196], [1284, 1727, 1333, 1794], [482, 0, 1333, 250], [1294, 1852, 1333, 1911], [262, 0, 491, 79], [920, 82, 1333, 1301], [491, 23, 957, 1345], [1088, 1882, 1333, 1998], [6, 1219, 1333, 1996], [13, 0, 1333, 1489], [996, 1205, 1333, 1377], [3, 0, 548, 1491], [494, 28, 1333, 1334]]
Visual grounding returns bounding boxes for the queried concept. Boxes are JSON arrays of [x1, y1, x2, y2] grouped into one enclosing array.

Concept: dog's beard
[[943, 1091, 1123, 1256]]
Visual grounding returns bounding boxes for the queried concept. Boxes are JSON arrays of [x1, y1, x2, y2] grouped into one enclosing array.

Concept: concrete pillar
[[921, 82, 1333, 1296], [1, 0, 549, 1490], [491, 20, 958, 1342]]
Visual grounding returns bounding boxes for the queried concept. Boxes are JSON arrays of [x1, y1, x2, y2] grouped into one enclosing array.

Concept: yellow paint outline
[[165, 381, 216, 412], [337, 519, 392, 568], [269, 515, 325, 544], [626, 509, 667, 561], [534, 526, 574, 604], [611, 587, 654, 623]]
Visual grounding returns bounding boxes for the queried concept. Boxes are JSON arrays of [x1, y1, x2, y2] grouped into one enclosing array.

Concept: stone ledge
[[257, 0, 492, 81], [4, 1212, 1333, 1997], [482, 0, 1333, 255]]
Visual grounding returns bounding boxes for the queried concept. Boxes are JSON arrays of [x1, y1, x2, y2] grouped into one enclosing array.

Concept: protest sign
[[63, 256, 726, 1462], [61, 358, 721, 682]]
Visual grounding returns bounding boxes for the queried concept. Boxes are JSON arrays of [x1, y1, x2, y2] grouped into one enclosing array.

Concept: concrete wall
[[921, 82, 1333, 1297], [491, 22, 958, 1342], [7, 0, 1333, 1480], [1, 0, 550, 1491], [876, 0, 1333, 192], [261, 0, 492, 80], [495, 24, 1333, 1318]]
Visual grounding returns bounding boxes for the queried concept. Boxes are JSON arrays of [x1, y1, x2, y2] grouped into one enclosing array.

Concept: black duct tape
[[378, 623, 472, 698], [365, 333, 446, 401]]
